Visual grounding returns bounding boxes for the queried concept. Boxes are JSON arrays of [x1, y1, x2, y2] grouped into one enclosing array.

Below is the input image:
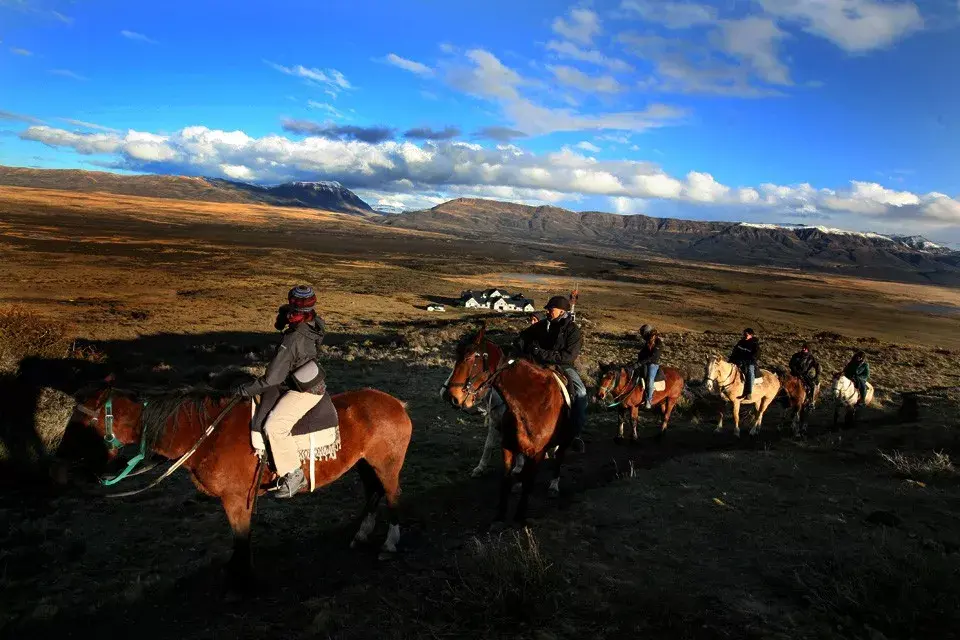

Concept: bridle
[[442, 340, 515, 407], [74, 386, 152, 486], [597, 367, 638, 408], [705, 358, 739, 393]]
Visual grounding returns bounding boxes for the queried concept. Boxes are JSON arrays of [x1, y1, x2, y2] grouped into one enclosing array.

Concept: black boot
[[274, 467, 306, 499]]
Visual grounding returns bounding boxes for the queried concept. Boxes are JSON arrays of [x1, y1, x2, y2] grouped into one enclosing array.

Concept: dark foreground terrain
[[1, 186, 959, 639]]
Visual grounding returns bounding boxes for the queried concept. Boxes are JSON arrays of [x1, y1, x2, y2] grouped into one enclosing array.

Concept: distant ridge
[[0, 165, 375, 216], [381, 197, 960, 285]]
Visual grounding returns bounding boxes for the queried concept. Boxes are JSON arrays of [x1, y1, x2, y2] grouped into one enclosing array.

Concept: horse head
[[703, 354, 723, 392], [594, 363, 627, 404], [442, 323, 504, 411], [55, 375, 138, 482]]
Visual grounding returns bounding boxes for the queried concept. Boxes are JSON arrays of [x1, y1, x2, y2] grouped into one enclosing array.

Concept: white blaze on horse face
[[382, 523, 401, 553]]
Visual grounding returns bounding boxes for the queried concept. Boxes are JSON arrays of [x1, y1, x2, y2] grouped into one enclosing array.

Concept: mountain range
[[2, 165, 957, 285]]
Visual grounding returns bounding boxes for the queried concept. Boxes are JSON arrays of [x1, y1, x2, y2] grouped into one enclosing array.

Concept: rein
[[598, 368, 638, 408], [104, 396, 242, 499], [443, 341, 516, 408]]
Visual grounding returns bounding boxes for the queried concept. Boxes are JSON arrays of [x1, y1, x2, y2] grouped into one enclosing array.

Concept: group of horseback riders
[[239, 285, 873, 498]]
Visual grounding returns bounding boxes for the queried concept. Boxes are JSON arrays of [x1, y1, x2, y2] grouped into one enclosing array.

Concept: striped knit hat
[[288, 285, 317, 313]]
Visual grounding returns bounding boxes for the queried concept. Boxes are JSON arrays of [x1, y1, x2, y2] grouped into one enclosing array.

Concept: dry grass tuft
[[879, 449, 955, 480], [445, 528, 562, 624], [0, 306, 70, 372]]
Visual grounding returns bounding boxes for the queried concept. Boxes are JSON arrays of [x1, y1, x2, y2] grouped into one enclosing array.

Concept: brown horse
[[772, 368, 812, 436], [594, 365, 685, 442], [441, 325, 571, 524], [56, 383, 412, 583]]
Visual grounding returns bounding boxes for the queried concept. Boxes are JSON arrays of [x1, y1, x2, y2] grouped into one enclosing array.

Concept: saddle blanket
[[251, 393, 341, 464], [641, 379, 667, 392]]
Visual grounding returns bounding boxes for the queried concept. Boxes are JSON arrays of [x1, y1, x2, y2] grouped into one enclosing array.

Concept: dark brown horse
[[441, 326, 571, 524], [594, 364, 685, 442], [772, 368, 812, 435], [56, 383, 412, 583]]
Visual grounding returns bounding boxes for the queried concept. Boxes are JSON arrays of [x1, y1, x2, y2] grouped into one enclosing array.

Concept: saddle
[[542, 364, 572, 408]]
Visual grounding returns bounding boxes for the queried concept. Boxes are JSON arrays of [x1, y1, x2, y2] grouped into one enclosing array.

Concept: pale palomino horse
[[703, 355, 782, 437], [831, 374, 874, 427]]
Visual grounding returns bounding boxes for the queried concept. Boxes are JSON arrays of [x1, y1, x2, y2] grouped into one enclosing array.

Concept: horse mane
[[133, 387, 232, 452]]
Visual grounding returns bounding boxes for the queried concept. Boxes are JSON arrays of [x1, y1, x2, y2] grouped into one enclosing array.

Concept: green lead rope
[[100, 400, 149, 486]]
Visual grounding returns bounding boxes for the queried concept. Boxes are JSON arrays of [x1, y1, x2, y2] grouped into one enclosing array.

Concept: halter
[[442, 340, 514, 408], [75, 388, 150, 486], [597, 367, 638, 408]]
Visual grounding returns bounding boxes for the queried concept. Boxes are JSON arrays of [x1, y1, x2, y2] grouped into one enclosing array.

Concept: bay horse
[[56, 382, 412, 584], [703, 355, 781, 437], [772, 368, 812, 436], [441, 325, 572, 524], [831, 373, 874, 427], [594, 364, 684, 442]]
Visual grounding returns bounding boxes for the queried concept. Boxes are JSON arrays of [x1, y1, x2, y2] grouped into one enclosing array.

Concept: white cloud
[[51, 11, 72, 24], [548, 65, 623, 93], [758, 0, 923, 52], [0, 109, 43, 124], [18, 124, 960, 230], [717, 17, 792, 85], [545, 40, 634, 72], [449, 49, 685, 135], [265, 60, 352, 97], [121, 30, 159, 45], [552, 8, 601, 45], [10, 47, 32, 56], [59, 118, 119, 133], [619, 0, 717, 28], [49, 69, 87, 81], [576, 141, 602, 153], [384, 53, 434, 76], [610, 196, 647, 214], [307, 101, 345, 119]]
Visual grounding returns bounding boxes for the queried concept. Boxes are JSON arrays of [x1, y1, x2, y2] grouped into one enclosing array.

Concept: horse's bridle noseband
[[442, 342, 514, 407], [597, 367, 638, 408], [75, 390, 123, 451]]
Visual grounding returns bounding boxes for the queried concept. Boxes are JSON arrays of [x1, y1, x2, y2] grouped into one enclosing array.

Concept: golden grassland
[[1, 187, 959, 639]]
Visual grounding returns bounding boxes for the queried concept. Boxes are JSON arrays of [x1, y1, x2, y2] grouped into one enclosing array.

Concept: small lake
[[906, 303, 960, 317]]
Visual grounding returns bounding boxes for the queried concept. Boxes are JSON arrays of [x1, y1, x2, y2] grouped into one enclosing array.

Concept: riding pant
[[742, 364, 756, 397], [264, 390, 322, 476], [853, 377, 868, 405], [644, 364, 660, 404], [563, 367, 587, 438]]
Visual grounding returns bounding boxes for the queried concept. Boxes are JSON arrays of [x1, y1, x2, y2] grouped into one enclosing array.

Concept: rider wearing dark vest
[[789, 342, 820, 402], [843, 351, 870, 407], [514, 295, 587, 453], [729, 328, 760, 400], [235, 285, 326, 499]]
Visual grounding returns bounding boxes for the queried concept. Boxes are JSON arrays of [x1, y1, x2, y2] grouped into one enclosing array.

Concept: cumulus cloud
[[610, 196, 647, 214], [0, 109, 43, 124], [758, 0, 923, 52], [121, 30, 159, 45], [548, 65, 623, 93], [17, 124, 960, 231], [404, 126, 460, 140], [265, 60, 352, 97], [280, 119, 395, 143], [545, 40, 634, 72], [552, 8, 601, 45], [575, 141, 601, 153], [383, 53, 433, 76], [449, 49, 524, 101], [474, 126, 528, 141], [717, 17, 792, 86]]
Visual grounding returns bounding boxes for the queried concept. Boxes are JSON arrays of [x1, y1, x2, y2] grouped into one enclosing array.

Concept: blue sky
[[1, 0, 959, 242]]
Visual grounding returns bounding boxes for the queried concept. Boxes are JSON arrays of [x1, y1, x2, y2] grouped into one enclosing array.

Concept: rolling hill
[[381, 197, 960, 285], [0, 166, 375, 215]]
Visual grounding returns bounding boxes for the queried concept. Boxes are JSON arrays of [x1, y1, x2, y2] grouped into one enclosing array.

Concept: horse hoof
[[377, 550, 397, 562], [471, 466, 485, 478]]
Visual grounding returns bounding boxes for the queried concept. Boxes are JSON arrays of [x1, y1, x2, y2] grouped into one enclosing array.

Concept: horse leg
[[629, 406, 640, 442], [351, 460, 383, 549], [715, 403, 724, 434], [472, 419, 500, 477], [221, 492, 254, 587], [548, 446, 567, 499], [750, 396, 770, 436], [495, 449, 515, 524], [658, 397, 675, 442], [615, 408, 626, 443], [732, 400, 742, 438], [368, 457, 404, 558], [514, 452, 545, 523]]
